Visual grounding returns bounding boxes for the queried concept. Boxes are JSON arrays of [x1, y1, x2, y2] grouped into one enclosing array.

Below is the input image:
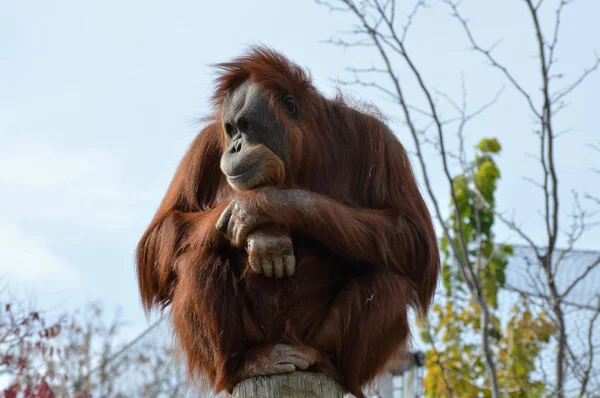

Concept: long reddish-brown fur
[[136, 47, 439, 397]]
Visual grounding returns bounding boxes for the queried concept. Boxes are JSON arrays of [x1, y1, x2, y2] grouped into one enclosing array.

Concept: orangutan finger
[[215, 201, 235, 234], [284, 255, 296, 277], [262, 259, 274, 278], [248, 253, 262, 274], [273, 257, 285, 278]]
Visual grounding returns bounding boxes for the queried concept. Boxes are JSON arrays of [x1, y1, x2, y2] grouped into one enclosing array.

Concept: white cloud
[[0, 140, 120, 188], [0, 224, 79, 285], [0, 146, 102, 187], [0, 140, 146, 231]]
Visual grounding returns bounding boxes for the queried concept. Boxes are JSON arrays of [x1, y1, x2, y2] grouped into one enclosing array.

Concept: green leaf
[[476, 137, 502, 153]]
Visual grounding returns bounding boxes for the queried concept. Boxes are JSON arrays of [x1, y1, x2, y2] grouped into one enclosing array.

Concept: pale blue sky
[[1, 0, 599, 343]]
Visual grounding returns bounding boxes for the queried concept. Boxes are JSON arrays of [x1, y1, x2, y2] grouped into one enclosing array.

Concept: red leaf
[[4, 385, 18, 398], [38, 381, 55, 398]]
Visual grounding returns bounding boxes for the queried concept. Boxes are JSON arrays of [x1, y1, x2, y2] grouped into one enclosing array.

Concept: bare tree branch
[[552, 53, 600, 102], [443, 0, 542, 119], [560, 256, 600, 300], [578, 297, 600, 397], [423, 320, 455, 397]]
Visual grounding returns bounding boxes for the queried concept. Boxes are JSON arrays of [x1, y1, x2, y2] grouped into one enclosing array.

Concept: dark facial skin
[[220, 81, 292, 191]]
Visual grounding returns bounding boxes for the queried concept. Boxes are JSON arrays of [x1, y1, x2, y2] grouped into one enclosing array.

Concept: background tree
[[1, 287, 64, 396], [315, 1, 600, 397], [1, 291, 193, 398], [421, 138, 555, 397]]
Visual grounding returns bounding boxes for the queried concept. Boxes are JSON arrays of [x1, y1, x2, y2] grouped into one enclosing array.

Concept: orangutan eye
[[283, 95, 298, 117], [224, 122, 236, 137]]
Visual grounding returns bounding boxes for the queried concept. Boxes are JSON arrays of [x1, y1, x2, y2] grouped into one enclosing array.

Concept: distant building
[[370, 351, 425, 398]]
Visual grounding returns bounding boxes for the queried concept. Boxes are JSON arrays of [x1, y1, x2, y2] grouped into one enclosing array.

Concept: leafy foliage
[[0, 297, 191, 398], [421, 138, 555, 397]]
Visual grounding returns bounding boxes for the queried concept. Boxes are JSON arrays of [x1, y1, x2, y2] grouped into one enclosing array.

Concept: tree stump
[[231, 372, 343, 398]]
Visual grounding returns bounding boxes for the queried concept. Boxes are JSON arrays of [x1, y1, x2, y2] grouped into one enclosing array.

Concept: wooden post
[[232, 372, 343, 398]]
